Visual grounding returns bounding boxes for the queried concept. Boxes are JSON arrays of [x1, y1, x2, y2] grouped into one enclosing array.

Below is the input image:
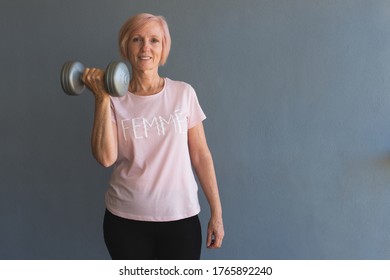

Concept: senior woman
[[82, 13, 224, 260]]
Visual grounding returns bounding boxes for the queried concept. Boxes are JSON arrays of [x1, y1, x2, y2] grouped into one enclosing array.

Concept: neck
[[129, 70, 164, 96]]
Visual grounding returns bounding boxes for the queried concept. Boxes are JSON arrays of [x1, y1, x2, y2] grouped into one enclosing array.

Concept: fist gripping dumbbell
[[60, 61, 130, 97]]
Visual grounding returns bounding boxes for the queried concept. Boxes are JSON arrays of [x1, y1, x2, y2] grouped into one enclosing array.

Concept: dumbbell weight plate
[[61, 61, 85, 96], [105, 61, 130, 97]]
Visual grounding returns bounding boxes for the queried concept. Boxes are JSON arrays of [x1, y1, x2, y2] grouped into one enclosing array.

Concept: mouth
[[138, 56, 152, 60]]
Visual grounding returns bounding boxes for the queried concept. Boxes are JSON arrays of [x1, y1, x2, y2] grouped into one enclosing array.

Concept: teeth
[[139, 56, 151, 60]]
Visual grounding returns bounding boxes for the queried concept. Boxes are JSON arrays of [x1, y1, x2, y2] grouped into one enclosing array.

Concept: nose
[[141, 40, 150, 51]]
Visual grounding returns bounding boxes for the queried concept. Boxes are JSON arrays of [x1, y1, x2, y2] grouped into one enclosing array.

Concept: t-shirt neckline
[[128, 77, 167, 99]]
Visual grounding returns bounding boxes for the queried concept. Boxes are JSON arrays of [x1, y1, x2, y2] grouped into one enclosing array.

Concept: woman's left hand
[[207, 215, 224, 249]]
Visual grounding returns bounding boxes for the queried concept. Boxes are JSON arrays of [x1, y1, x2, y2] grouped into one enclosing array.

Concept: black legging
[[103, 209, 202, 260]]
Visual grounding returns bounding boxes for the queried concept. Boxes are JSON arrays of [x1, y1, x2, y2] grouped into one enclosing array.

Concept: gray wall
[[1, 0, 390, 259]]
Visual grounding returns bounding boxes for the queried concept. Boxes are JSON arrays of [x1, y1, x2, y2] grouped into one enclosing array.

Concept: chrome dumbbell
[[60, 61, 130, 97]]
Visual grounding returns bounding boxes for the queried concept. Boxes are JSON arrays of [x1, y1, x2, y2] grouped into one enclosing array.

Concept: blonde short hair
[[119, 13, 171, 66]]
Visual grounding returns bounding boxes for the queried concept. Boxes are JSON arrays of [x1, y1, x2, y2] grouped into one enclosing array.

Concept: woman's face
[[128, 21, 164, 72]]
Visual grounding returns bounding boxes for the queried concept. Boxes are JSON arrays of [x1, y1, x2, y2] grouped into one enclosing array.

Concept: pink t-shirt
[[105, 78, 206, 221]]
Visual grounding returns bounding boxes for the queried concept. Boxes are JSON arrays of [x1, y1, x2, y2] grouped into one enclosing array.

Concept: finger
[[81, 68, 90, 83], [90, 68, 105, 85], [212, 233, 223, 248], [206, 230, 213, 248], [85, 68, 105, 91], [208, 234, 222, 248]]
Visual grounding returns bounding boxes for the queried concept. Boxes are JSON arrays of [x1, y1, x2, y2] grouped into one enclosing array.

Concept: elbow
[[191, 149, 213, 169], [93, 151, 117, 168], [98, 158, 116, 168]]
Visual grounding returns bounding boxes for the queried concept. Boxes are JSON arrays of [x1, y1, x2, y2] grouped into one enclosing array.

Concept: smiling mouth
[[139, 56, 152, 60]]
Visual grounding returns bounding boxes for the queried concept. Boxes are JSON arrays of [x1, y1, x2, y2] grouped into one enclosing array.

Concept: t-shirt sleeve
[[188, 85, 206, 129]]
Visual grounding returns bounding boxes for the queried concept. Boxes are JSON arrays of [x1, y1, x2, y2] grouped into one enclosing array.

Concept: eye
[[132, 37, 141, 43], [151, 38, 160, 43]]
